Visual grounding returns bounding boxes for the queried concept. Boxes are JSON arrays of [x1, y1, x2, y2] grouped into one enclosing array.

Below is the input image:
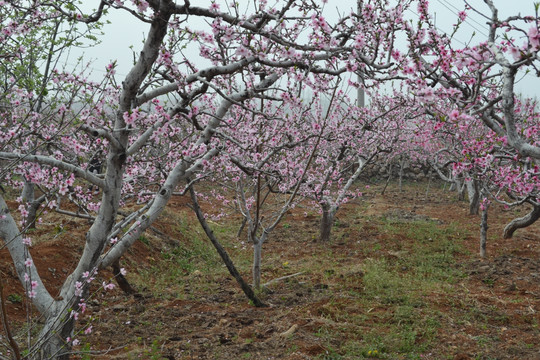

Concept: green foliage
[[79, 343, 92, 360], [139, 235, 150, 246], [143, 340, 167, 360], [7, 293, 22, 303]]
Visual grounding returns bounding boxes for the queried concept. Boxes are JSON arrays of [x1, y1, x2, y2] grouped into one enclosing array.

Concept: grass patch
[[131, 211, 229, 298], [309, 216, 466, 359]]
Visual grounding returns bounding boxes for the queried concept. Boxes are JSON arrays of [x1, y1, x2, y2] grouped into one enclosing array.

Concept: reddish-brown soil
[[1, 182, 539, 359]]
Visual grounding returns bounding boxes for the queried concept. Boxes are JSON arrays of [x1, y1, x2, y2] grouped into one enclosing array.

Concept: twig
[[263, 272, 304, 287]]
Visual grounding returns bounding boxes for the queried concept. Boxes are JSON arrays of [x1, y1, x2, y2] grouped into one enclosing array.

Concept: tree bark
[[457, 180, 466, 201], [22, 181, 46, 230], [480, 201, 489, 258], [398, 157, 404, 192], [425, 168, 433, 199], [467, 179, 480, 215], [381, 163, 392, 195], [503, 203, 540, 239], [319, 203, 335, 242], [37, 312, 75, 360], [253, 240, 262, 291], [26, 195, 46, 230], [112, 259, 136, 295]]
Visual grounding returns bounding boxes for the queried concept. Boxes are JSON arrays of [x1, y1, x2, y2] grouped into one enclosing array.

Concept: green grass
[[309, 216, 466, 359], [131, 212, 227, 298]]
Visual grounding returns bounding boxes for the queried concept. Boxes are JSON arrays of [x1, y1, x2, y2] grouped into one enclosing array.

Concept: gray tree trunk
[[503, 203, 540, 239], [457, 180, 466, 201], [467, 179, 480, 215], [398, 157, 404, 192], [36, 311, 75, 360], [22, 181, 45, 230], [381, 163, 392, 195], [319, 203, 336, 242]]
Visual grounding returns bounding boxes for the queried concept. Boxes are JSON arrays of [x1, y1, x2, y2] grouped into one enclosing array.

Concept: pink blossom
[[74, 281, 83, 297], [102, 282, 115, 290], [209, 2, 220, 12], [79, 300, 87, 313], [528, 26, 540, 50], [509, 46, 521, 61], [24, 258, 32, 268], [449, 109, 460, 121], [132, 0, 149, 13], [106, 62, 116, 75], [236, 46, 250, 58]]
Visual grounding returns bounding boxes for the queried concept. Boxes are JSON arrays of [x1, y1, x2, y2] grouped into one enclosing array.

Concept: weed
[[139, 235, 150, 246], [316, 346, 343, 360], [79, 343, 92, 360], [7, 293, 22, 303]]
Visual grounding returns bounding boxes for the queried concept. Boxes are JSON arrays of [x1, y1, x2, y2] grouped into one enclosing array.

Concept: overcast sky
[[73, 0, 539, 98]]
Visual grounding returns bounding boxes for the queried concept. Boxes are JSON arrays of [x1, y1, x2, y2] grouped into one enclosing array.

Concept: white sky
[[72, 0, 539, 98]]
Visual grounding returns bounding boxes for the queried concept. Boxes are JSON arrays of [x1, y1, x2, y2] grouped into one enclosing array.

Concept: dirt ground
[[1, 182, 539, 359]]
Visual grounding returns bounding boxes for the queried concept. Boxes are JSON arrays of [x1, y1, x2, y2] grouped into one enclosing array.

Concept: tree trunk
[[236, 217, 247, 238], [319, 204, 335, 242], [457, 180, 466, 201], [480, 201, 489, 258], [25, 195, 46, 230], [503, 203, 540, 239], [36, 311, 75, 360], [22, 181, 46, 230], [381, 163, 392, 195], [112, 259, 136, 295], [253, 240, 262, 291], [425, 169, 432, 199], [398, 158, 404, 192], [466, 179, 480, 215]]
